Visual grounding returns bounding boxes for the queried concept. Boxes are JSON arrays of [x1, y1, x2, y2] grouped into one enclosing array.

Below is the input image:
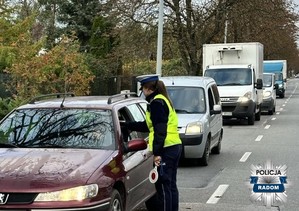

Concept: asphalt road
[[177, 78, 299, 211]]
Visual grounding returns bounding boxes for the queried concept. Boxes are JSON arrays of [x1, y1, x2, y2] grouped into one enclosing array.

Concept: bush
[[0, 97, 24, 120]]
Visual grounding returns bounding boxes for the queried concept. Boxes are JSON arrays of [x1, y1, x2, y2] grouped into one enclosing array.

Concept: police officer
[[125, 74, 182, 211]]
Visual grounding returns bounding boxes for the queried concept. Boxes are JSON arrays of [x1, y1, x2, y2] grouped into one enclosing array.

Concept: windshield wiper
[[0, 143, 19, 148]]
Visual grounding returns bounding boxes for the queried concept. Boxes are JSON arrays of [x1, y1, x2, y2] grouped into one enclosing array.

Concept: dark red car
[[0, 93, 155, 211]]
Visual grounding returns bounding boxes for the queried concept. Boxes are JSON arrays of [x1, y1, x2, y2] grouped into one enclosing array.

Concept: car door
[[207, 83, 222, 146], [119, 103, 155, 210]]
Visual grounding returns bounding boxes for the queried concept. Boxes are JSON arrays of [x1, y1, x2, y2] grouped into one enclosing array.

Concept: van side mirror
[[255, 79, 263, 89], [210, 104, 222, 115]]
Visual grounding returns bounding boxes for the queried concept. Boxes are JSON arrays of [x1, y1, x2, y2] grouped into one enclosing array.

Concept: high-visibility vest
[[146, 94, 181, 151]]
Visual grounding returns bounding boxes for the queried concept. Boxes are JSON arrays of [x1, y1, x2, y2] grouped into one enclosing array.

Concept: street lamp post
[[156, 0, 164, 75]]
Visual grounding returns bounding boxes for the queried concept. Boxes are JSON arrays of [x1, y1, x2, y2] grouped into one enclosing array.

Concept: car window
[[139, 102, 148, 115], [126, 104, 145, 122], [211, 84, 221, 104], [0, 108, 115, 150]]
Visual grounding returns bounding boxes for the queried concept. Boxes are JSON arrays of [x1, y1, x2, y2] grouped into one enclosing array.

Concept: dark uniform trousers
[[146, 144, 182, 211]]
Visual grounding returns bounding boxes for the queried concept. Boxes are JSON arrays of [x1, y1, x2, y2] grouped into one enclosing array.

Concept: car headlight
[[185, 122, 202, 135], [263, 91, 271, 98], [278, 84, 283, 88], [35, 184, 98, 202], [237, 91, 252, 103]]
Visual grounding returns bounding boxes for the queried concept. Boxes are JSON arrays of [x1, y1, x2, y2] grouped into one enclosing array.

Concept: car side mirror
[[274, 84, 279, 89], [123, 138, 147, 153], [210, 104, 222, 115], [255, 79, 263, 89]]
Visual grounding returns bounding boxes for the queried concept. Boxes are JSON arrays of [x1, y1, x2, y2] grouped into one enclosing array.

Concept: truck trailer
[[203, 42, 263, 125]]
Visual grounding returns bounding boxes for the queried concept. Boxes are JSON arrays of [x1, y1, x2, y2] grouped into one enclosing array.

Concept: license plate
[[222, 112, 232, 116]]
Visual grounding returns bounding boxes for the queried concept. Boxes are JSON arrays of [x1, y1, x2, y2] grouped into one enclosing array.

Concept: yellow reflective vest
[[146, 94, 182, 151]]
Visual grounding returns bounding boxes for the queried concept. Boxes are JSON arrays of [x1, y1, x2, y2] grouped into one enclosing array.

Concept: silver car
[[160, 76, 223, 166]]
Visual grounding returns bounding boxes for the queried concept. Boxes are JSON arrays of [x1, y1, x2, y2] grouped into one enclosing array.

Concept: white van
[[160, 76, 223, 166], [261, 73, 277, 115]]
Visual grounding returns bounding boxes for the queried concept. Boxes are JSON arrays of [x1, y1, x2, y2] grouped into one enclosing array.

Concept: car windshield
[[263, 74, 272, 87], [205, 68, 252, 86], [167, 87, 206, 113], [0, 108, 115, 149]]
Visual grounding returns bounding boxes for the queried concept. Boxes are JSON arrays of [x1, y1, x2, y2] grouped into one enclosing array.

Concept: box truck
[[263, 60, 287, 98], [203, 42, 263, 125]]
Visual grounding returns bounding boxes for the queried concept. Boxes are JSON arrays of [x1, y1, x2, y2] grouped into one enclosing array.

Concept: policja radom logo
[[248, 160, 288, 208]]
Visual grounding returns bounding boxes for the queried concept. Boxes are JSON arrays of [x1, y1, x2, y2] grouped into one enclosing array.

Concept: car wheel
[[268, 109, 273, 115], [248, 114, 255, 125], [255, 108, 261, 121], [109, 189, 123, 211], [212, 132, 222, 154], [200, 138, 210, 166]]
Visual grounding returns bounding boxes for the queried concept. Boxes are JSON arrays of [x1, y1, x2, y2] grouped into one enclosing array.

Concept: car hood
[[0, 148, 113, 191], [176, 113, 205, 128]]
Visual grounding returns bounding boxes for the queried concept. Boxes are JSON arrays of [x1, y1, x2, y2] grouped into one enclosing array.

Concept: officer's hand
[[154, 156, 161, 166]]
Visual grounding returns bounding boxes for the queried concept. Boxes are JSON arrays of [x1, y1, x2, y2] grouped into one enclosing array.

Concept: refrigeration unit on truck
[[263, 60, 287, 98], [203, 42, 263, 125]]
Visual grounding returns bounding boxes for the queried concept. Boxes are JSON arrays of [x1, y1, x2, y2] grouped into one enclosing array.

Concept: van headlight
[[237, 91, 252, 103], [185, 122, 202, 135], [35, 184, 98, 202], [263, 91, 271, 98]]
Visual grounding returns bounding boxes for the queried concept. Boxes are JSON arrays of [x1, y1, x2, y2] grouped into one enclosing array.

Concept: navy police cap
[[136, 74, 160, 85]]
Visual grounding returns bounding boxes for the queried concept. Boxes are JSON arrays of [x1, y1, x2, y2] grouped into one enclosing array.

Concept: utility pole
[[156, 0, 164, 75]]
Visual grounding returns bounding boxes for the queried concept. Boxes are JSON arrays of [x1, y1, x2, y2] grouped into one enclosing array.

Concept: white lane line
[[280, 108, 283, 111], [264, 125, 271, 129], [282, 104, 286, 107], [271, 117, 276, 120], [206, 184, 229, 204], [240, 152, 252, 162], [255, 135, 263, 142], [276, 112, 280, 115]]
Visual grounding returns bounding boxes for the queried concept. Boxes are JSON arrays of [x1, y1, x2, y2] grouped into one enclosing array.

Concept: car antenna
[[60, 83, 68, 108]]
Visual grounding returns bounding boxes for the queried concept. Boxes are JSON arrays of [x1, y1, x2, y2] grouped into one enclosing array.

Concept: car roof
[[17, 93, 145, 110], [160, 76, 216, 87]]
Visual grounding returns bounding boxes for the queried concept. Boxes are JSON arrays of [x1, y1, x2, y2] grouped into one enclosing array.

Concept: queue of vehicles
[[0, 41, 288, 211]]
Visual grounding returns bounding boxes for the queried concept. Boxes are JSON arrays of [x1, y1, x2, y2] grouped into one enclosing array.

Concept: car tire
[[200, 138, 210, 166], [212, 132, 222, 154], [248, 114, 255, 125], [255, 108, 261, 121], [109, 189, 123, 211]]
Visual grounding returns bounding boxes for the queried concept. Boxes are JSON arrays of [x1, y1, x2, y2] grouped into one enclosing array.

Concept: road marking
[[240, 152, 252, 162], [206, 184, 229, 204], [280, 108, 283, 111], [282, 104, 286, 107], [271, 117, 276, 120], [276, 112, 280, 115], [264, 125, 271, 129], [255, 135, 263, 142]]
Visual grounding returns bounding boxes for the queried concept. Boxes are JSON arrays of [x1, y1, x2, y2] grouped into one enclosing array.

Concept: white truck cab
[[203, 42, 264, 125]]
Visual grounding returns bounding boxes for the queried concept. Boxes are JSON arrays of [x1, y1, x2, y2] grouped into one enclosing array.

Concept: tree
[[5, 35, 95, 100]]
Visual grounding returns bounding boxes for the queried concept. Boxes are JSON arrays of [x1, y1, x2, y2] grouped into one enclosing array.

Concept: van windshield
[[166, 87, 206, 113], [205, 68, 252, 86]]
